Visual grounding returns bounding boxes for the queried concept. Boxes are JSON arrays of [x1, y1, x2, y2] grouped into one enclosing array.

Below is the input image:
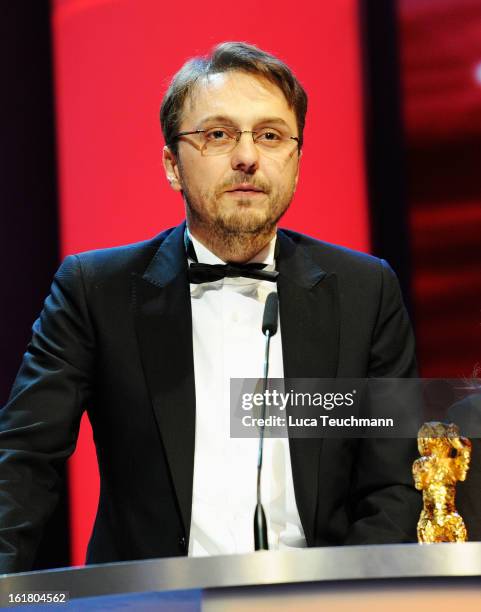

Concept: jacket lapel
[[277, 230, 340, 545], [132, 222, 195, 537]]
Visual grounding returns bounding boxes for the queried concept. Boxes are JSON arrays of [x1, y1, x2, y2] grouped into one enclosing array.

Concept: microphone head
[[262, 292, 279, 336]]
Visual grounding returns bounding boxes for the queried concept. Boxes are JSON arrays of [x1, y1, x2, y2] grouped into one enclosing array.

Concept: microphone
[[262, 291, 279, 336], [254, 292, 279, 551]]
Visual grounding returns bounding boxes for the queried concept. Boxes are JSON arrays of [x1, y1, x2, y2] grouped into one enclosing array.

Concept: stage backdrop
[[51, 0, 369, 565], [399, 0, 481, 377]]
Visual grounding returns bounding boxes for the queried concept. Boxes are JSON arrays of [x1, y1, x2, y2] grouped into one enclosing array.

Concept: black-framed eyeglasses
[[169, 126, 300, 156]]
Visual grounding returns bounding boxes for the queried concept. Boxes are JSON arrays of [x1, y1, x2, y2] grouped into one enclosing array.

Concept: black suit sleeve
[[0, 255, 94, 573], [344, 259, 422, 544], [367, 259, 417, 379]]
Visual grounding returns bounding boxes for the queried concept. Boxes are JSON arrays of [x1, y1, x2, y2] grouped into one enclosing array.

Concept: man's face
[[163, 71, 301, 238]]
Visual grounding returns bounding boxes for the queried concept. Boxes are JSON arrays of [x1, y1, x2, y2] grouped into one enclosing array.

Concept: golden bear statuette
[[413, 421, 471, 543]]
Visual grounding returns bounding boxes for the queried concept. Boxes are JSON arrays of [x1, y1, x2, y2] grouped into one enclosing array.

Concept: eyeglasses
[[169, 126, 300, 156]]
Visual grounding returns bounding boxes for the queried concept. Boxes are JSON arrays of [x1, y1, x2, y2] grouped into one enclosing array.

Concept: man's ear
[[294, 149, 302, 189], [162, 145, 182, 192]]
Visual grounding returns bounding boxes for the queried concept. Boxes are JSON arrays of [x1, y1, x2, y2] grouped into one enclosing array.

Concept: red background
[[399, 0, 481, 377]]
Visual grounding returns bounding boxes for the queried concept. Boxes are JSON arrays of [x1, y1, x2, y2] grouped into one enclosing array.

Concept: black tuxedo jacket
[[0, 222, 421, 573]]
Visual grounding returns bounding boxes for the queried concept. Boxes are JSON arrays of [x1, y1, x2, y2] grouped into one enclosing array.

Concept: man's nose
[[230, 132, 260, 173]]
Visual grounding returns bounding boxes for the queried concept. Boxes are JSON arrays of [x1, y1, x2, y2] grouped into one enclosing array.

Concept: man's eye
[[257, 130, 282, 141], [205, 129, 231, 140]]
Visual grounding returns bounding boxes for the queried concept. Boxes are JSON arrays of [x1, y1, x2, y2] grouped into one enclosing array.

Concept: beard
[[182, 171, 295, 243]]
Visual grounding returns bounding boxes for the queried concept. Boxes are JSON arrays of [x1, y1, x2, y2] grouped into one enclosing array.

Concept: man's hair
[[160, 41, 308, 155]]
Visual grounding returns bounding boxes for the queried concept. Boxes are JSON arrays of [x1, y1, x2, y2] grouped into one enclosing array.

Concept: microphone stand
[[254, 328, 271, 550]]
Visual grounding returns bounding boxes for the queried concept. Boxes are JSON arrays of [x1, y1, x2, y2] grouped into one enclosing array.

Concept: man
[[0, 42, 420, 574]]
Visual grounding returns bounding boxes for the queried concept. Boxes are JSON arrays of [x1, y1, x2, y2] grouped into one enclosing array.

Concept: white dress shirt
[[188, 231, 306, 556]]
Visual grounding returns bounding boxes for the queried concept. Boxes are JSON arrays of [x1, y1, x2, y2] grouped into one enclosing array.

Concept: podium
[[1, 543, 481, 610]]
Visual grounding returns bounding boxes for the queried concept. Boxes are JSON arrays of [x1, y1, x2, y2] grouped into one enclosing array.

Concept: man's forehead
[[181, 71, 295, 127]]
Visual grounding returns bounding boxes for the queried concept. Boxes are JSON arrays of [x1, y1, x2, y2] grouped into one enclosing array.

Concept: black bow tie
[[188, 262, 279, 284], [185, 231, 279, 284]]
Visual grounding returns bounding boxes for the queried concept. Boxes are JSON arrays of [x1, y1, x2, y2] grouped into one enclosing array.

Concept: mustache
[[217, 173, 270, 194]]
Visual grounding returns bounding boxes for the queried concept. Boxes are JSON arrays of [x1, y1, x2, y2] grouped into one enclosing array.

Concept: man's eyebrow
[[196, 115, 292, 129], [196, 115, 236, 127], [253, 117, 291, 129]]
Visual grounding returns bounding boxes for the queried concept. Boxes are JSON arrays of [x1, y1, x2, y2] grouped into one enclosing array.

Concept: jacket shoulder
[[279, 228, 387, 277], [64, 226, 177, 280]]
